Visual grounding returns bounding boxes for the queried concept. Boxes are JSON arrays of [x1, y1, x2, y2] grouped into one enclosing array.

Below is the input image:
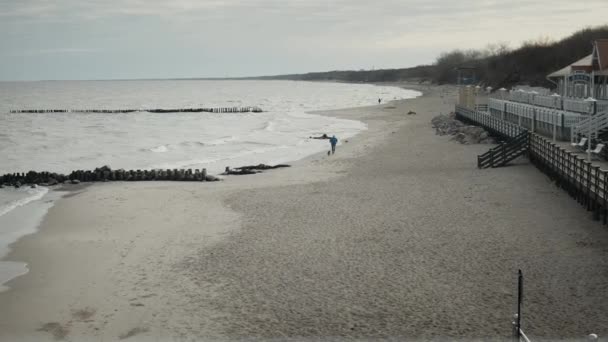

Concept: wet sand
[[1, 84, 607, 341]]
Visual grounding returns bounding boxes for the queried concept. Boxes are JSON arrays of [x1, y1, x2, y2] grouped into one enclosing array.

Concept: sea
[[0, 79, 421, 290]]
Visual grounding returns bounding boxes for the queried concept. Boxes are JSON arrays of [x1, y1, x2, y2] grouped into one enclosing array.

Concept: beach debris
[[236, 164, 290, 171], [224, 166, 258, 175], [407, 110, 417, 115], [431, 113, 495, 144], [310, 134, 329, 139], [222, 164, 291, 175]]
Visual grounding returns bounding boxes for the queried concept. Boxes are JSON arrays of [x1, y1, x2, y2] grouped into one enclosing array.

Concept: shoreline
[[0, 82, 422, 293], [0, 84, 429, 340], [2, 83, 607, 340]]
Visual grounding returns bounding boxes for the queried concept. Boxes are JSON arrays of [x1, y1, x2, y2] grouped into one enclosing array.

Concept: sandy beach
[[1, 84, 608, 341]]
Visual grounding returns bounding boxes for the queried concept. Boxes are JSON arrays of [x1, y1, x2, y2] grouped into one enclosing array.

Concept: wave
[[178, 141, 206, 147], [0, 186, 49, 218], [206, 136, 237, 146], [150, 145, 169, 153], [263, 121, 276, 131]]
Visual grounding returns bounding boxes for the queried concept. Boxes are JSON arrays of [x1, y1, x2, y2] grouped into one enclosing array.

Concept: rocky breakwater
[[0, 166, 221, 189], [431, 113, 495, 144]]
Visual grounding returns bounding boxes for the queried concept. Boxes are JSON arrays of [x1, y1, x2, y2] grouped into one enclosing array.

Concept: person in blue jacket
[[329, 135, 338, 155]]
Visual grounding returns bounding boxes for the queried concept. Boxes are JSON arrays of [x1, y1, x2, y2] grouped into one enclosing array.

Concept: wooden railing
[[478, 131, 528, 169], [529, 134, 608, 223], [455, 105, 524, 138], [491, 91, 608, 114], [455, 104, 608, 225]]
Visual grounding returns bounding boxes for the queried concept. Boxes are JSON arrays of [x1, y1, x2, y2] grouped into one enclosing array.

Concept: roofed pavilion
[[547, 39, 608, 100]]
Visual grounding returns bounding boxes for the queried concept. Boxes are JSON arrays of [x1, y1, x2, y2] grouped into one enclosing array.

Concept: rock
[[71, 179, 81, 184], [205, 175, 221, 182], [432, 114, 493, 145], [95, 165, 112, 173], [47, 178, 58, 186], [0, 184, 4, 189], [450, 133, 467, 144], [30, 184, 37, 188], [407, 111, 417, 115]]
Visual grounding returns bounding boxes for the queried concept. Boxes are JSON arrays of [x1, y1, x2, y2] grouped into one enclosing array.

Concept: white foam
[[0, 186, 49, 218], [150, 145, 169, 153], [0, 188, 60, 292]]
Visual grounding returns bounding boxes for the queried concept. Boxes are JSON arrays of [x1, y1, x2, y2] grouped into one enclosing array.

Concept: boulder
[[95, 165, 112, 173], [205, 175, 221, 182], [71, 179, 81, 184], [432, 114, 495, 145]]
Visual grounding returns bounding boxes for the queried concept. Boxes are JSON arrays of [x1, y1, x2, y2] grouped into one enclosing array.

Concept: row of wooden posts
[[0, 167, 219, 187], [455, 105, 608, 225], [9, 107, 263, 114]]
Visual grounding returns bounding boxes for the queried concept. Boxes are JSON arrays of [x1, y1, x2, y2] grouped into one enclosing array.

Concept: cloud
[[0, 0, 607, 80], [2, 47, 99, 57]]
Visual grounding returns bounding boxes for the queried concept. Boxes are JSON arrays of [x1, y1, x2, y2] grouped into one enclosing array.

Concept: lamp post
[[551, 93, 561, 141], [585, 97, 598, 162], [499, 88, 507, 100]]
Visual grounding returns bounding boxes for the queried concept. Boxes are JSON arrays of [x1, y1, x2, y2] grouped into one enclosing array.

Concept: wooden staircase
[[478, 131, 529, 169]]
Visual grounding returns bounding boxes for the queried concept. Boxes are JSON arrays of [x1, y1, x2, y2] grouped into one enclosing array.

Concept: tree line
[[250, 25, 608, 90]]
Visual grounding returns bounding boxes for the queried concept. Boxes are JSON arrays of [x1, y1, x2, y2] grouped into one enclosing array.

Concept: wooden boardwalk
[[456, 105, 608, 225]]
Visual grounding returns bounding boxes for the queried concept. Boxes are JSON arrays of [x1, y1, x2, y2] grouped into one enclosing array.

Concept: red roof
[[595, 39, 608, 71], [548, 39, 608, 78]]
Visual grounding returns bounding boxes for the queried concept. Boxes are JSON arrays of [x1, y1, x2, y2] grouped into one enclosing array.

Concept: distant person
[[378, 98, 382, 104], [329, 135, 338, 154]]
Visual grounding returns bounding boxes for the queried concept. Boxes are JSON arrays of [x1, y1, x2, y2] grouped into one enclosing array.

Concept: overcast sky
[[1, 0, 607, 81]]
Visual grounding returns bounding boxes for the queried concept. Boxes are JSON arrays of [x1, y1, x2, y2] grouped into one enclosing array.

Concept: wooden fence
[[455, 105, 524, 138], [528, 134, 608, 224], [455, 105, 608, 225]]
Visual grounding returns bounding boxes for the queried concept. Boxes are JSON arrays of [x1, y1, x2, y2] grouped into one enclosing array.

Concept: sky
[[1, 0, 607, 81]]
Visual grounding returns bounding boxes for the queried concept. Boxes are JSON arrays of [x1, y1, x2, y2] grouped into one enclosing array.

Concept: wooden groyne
[[9, 107, 263, 114], [455, 104, 608, 225], [0, 166, 219, 188], [0, 163, 292, 188]]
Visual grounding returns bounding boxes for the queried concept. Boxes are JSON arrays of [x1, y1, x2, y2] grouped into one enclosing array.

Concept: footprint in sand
[[38, 322, 70, 340], [71, 307, 97, 322], [118, 326, 149, 340]]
